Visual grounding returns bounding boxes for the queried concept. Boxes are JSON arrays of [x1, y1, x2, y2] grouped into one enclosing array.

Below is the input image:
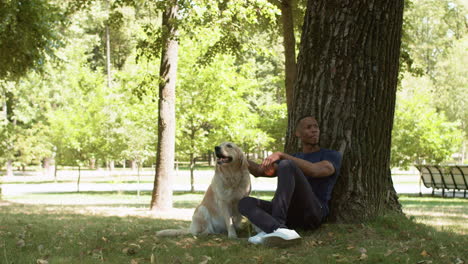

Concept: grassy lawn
[[0, 192, 467, 264]]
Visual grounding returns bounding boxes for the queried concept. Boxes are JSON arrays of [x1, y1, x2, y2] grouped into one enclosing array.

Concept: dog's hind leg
[[190, 206, 209, 235]]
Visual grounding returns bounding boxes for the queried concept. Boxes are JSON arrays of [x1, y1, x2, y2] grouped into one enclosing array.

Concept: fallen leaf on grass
[[384, 249, 393, 257], [359, 253, 368, 260], [305, 240, 319, 247], [199, 255, 212, 264], [420, 250, 430, 257], [16, 239, 25, 248], [454, 257, 465, 264], [336, 257, 350, 263], [185, 253, 194, 262], [122, 247, 136, 255], [253, 255, 264, 264], [36, 259, 48, 264]]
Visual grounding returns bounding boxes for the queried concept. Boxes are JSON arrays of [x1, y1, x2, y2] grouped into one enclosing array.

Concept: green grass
[[0, 192, 467, 264]]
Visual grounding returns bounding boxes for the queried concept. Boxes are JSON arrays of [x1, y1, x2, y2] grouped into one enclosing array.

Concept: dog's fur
[[156, 142, 251, 238]]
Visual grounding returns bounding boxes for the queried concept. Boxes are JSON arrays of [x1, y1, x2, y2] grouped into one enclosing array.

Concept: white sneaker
[[262, 228, 302, 248], [247, 231, 267, 245]]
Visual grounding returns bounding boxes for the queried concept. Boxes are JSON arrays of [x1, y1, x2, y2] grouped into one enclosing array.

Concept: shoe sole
[[262, 237, 302, 248]]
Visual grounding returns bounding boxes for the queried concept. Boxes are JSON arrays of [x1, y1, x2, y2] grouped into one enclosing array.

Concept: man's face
[[295, 117, 320, 145]]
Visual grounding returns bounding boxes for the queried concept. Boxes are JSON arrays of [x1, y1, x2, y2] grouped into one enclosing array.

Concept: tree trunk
[[131, 160, 137, 171], [190, 154, 195, 192], [77, 165, 81, 193], [4, 92, 14, 177], [54, 161, 58, 183], [281, 0, 297, 115], [150, 0, 179, 211], [6, 160, 13, 177], [43, 157, 54, 178], [89, 158, 96, 169], [208, 151, 213, 167], [285, 0, 404, 222], [105, 0, 112, 89], [108, 160, 115, 171]]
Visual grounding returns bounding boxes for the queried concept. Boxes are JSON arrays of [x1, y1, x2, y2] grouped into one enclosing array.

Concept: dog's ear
[[240, 153, 248, 169]]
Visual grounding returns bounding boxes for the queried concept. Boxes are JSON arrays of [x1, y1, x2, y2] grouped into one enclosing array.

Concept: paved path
[[0, 182, 437, 195], [1, 169, 442, 196]]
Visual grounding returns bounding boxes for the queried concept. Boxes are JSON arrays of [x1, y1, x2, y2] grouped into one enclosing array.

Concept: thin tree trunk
[[54, 160, 58, 183], [150, 0, 179, 211], [105, 0, 112, 89], [190, 154, 195, 192], [281, 0, 297, 114], [285, 0, 404, 222], [137, 161, 141, 197], [4, 92, 14, 178], [77, 165, 81, 193], [6, 160, 13, 177]]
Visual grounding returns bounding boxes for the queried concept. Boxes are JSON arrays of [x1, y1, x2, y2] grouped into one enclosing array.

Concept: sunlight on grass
[[1, 193, 467, 264], [399, 196, 468, 235]]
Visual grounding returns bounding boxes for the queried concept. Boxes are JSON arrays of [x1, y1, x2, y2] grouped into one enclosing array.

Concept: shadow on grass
[[1, 201, 467, 264]]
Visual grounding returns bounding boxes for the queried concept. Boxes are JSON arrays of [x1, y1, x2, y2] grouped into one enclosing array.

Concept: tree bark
[[105, 0, 112, 89], [190, 154, 195, 192], [285, 0, 404, 222], [281, 0, 297, 115], [131, 160, 137, 171], [150, 0, 179, 211]]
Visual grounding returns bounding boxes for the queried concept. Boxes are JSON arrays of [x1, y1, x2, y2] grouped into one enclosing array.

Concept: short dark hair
[[295, 115, 316, 131]]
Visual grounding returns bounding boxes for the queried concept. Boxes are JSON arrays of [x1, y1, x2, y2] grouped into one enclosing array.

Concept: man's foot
[[262, 228, 302, 248], [247, 231, 267, 245]]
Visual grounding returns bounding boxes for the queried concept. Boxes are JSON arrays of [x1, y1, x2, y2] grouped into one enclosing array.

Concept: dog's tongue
[[217, 157, 229, 164]]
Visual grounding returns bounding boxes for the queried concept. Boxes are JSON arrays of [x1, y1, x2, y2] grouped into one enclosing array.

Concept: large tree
[[150, 0, 179, 211], [285, 0, 404, 221]]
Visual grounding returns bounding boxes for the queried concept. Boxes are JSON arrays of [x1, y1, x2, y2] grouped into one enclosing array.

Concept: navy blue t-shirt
[[292, 149, 342, 217]]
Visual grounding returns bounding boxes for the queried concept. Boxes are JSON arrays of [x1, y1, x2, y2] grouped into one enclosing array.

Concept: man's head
[[295, 115, 320, 146]]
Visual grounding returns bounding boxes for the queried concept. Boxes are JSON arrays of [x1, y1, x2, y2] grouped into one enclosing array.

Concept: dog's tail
[[156, 229, 191, 237]]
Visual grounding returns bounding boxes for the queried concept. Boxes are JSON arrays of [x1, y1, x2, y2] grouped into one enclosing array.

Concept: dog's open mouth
[[216, 153, 233, 165], [215, 146, 233, 165]]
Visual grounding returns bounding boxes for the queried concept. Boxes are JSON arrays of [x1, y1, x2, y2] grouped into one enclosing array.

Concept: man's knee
[[238, 196, 254, 215]]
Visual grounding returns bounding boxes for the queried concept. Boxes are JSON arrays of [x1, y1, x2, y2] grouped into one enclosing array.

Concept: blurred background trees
[[0, 0, 466, 177]]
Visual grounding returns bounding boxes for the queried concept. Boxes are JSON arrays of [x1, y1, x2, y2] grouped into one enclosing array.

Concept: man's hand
[[260, 152, 283, 176]]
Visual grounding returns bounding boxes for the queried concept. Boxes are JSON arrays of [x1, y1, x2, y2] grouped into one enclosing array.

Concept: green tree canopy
[[392, 74, 464, 168], [0, 0, 63, 80]]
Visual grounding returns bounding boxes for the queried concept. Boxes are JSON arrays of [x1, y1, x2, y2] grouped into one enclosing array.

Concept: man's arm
[[261, 152, 335, 178], [247, 160, 277, 178]]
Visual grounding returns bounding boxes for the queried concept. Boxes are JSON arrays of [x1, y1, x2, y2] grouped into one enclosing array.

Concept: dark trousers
[[238, 160, 323, 233]]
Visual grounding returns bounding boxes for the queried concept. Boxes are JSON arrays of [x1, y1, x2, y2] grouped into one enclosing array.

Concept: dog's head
[[214, 142, 247, 168]]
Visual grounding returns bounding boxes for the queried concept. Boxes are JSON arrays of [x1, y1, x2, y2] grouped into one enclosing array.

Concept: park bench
[[415, 165, 468, 198]]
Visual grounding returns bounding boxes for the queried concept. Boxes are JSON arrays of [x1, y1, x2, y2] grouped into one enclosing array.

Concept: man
[[238, 116, 342, 247]]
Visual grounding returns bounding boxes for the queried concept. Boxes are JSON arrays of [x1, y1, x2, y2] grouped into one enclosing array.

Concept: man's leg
[[239, 160, 323, 233], [238, 197, 278, 233], [271, 160, 323, 230], [257, 160, 323, 246]]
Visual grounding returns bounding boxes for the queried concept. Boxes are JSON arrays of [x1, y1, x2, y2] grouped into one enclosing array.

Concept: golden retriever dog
[[156, 142, 251, 238]]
